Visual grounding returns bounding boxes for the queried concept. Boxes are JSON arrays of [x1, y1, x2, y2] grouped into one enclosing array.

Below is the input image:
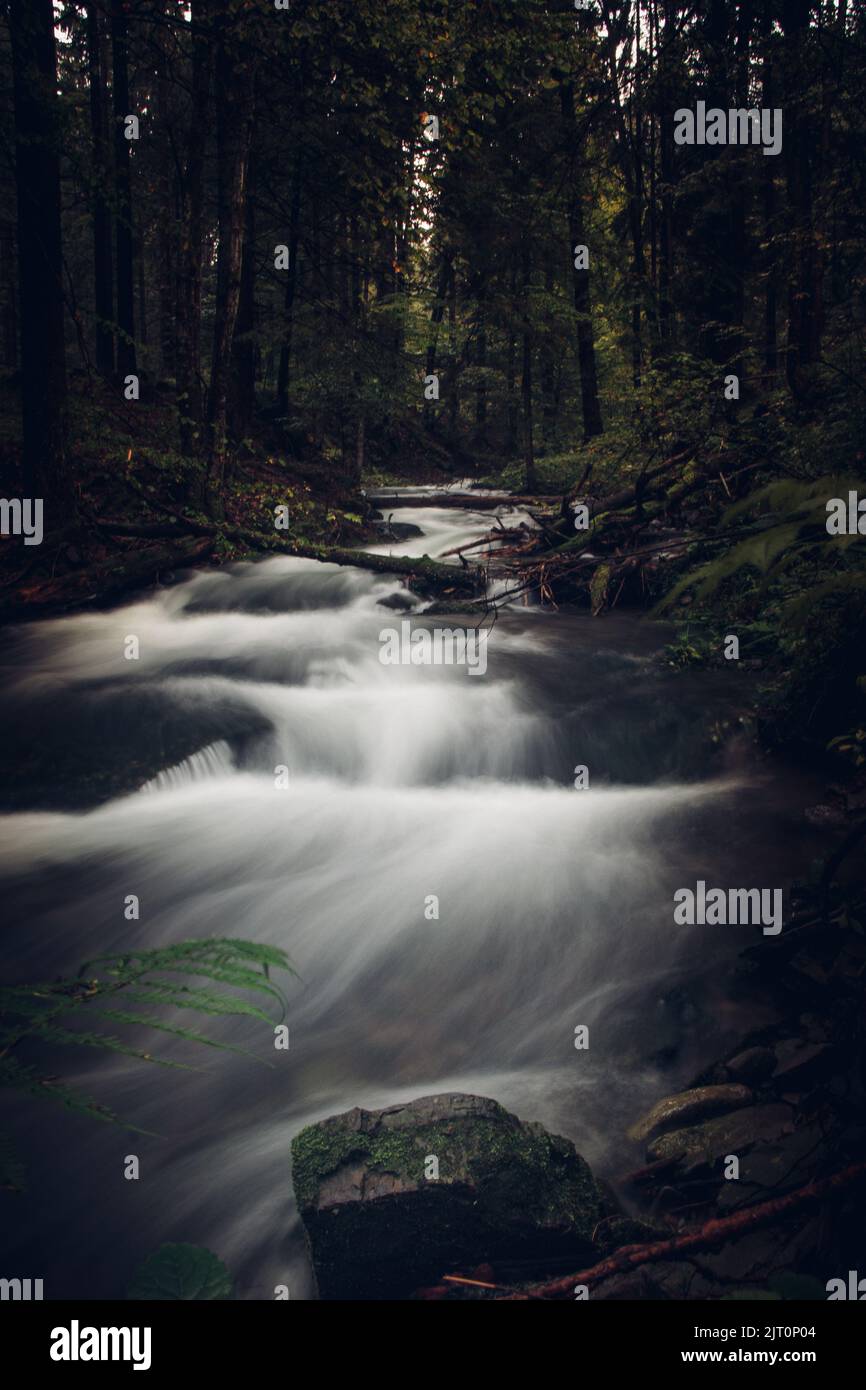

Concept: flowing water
[[0, 487, 825, 1299]]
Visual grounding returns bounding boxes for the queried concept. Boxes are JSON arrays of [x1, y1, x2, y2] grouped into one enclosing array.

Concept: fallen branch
[[499, 1160, 866, 1300], [439, 527, 528, 558]]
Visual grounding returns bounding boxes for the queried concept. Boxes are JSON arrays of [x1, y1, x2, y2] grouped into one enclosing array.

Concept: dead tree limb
[[500, 1160, 866, 1300]]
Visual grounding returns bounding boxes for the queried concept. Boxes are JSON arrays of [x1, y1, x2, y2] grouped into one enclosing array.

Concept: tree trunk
[[561, 82, 604, 440], [111, 0, 136, 380], [783, 0, 819, 398], [475, 277, 487, 430], [540, 256, 556, 444], [424, 254, 451, 430], [86, 0, 114, 376], [176, 0, 210, 457], [229, 159, 257, 440], [1, 223, 17, 370], [521, 243, 536, 492], [8, 0, 73, 521], [658, 1, 675, 345], [761, 0, 778, 384], [206, 1, 255, 512], [275, 152, 302, 415]]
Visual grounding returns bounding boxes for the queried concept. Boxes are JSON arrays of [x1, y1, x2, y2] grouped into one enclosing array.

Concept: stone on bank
[[291, 1092, 603, 1299]]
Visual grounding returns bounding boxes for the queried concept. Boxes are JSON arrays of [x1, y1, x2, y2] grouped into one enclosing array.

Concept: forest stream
[[0, 485, 829, 1299]]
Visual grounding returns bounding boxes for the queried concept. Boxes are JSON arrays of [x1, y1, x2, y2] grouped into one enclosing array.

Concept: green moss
[[291, 1103, 601, 1239]]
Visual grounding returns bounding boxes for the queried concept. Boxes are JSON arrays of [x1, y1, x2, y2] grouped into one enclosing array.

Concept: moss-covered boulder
[[291, 1092, 603, 1299]]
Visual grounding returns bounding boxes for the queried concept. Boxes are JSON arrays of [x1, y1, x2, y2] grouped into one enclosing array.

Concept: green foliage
[[662, 633, 710, 669], [128, 1244, 233, 1301], [656, 475, 865, 616], [0, 939, 294, 1131]]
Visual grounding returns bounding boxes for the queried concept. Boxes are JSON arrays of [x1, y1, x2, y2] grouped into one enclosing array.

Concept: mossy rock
[[291, 1093, 603, 1300], [646, 1103, 795, 1170]]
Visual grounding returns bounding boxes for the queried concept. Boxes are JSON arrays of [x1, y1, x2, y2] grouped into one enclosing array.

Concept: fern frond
[[0, 937, 294, 1132], [90, 1008, 271, 1062], [0, 1057, 153, 1133]]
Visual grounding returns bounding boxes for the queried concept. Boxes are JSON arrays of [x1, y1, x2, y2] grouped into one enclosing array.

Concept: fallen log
[[365, 491, 556, 511], [2, 529, 479, 623], [200, 522, 480, 592], [0, 537, 215, 622]]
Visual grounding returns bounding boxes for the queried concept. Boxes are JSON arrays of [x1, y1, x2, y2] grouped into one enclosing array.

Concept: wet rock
[[717, 1121, 831, 1211], [376, 590, 416, 611], [771, 1038, 834, 1085], [593, 1260, 723, 1300], [628, 1084, 753, 1145], [646, 1103, 794, 1170], [725, 1047, 776, 1086], [291, 1092, 603, 1300], [371, 521, 424, 542]]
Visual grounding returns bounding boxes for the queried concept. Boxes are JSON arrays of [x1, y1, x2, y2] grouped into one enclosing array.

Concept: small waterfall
[[138, 739, 235, 794]]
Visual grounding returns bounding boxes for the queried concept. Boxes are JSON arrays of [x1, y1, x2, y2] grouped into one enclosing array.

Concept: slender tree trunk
[[155, 19, 175, 381], [86, 0, 114, 376], [176, 0, 210, 457], [8, 0, 73, 520], [448, 262, 458, 433], [783, 0, 818, 398], [137, 231, 147, 348], [206, 1, 255, 512], [506, 259, 518, 452], [541, 255, 556, 444], [424, 254, 450, 430], [521, 242, 536, 492], [1, 223, 17, 370], [111, 0, 136, 379], [276, 152, 302, 415], [475, 275, 487, 430], [761, 0, 778, 384], [229, 160, 257, 440], [561, 82, 604, 439], [658, 0, 676, 345]]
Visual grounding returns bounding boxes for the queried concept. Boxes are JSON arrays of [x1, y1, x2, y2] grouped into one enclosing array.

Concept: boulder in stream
[[291, 1092, 602, 1299]]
